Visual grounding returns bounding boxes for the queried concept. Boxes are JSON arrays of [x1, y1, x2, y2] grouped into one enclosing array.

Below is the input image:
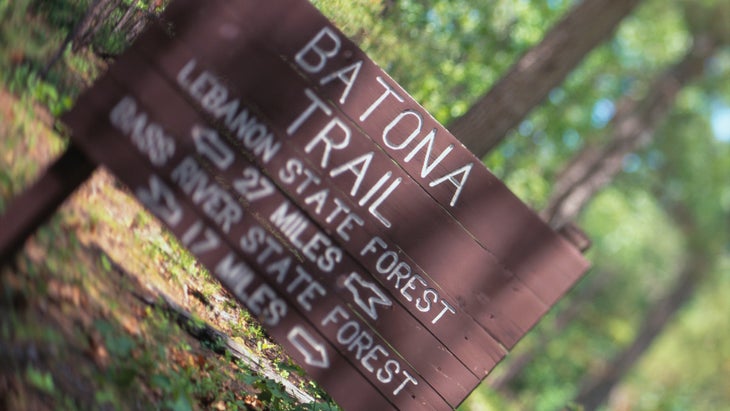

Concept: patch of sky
[[622, 152, 642, 173], [710, 100, 730, 143], [501, 141, 517, 159], [549, 87, 566, 104], [591, 98, 616, 128], [426, 8, 440, 27], [532, 130, 547, 144], [620, 76, 636, 94], [518, 120, 534, 136], [707, 53, 729, 78], [546, 0, 563, 10], [562, 129, 581, 149], [611, 36, 642, 70], [646, 149, 664, 170]]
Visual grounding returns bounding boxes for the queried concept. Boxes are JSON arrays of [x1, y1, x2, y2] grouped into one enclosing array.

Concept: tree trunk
[[112, 2, 138, 34], [448, 0, 641, 157], [123, 1, 162, 44], [72, 0, 122, 52], [490, 34, 714, 392], [40, 0, 104, 78], [82, 0, 124, 47], [573, 247, 710, 410], [541, 35, 716, 229]]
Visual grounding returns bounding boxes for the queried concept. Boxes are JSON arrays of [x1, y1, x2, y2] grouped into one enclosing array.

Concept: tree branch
[[448, 0, 641, 157]]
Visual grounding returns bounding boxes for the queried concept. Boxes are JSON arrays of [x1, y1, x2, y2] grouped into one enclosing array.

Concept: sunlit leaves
[[615, 0, 691, 73], [582, 188, 684, 291], [310, 0, 383, 40]]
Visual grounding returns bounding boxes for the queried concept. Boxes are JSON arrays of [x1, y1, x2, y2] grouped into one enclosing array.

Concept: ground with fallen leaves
[[0, 88, 337, 410]]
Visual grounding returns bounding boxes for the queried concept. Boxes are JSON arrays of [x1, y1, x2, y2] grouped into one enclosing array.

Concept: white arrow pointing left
[[191, 124, 234, 170]]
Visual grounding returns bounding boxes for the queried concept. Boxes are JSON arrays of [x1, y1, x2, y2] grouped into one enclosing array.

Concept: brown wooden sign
[[53, 0, 590, 409]]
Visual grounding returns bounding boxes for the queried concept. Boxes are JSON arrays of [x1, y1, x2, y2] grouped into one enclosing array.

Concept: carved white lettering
[[321, 305, 419, 394], [136, 175, 182, 226], [215, 252, 287, 326], [177, 59, 280, 163], [109, 96, 175, 166], [239, 226, 328, 311], [361, 236, 456, 324], [295, 27, 341, 74], [171, 157, 242, 233]]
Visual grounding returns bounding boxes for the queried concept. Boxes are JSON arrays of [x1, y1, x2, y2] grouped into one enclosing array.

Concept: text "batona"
[[293, 26, 474, 208]]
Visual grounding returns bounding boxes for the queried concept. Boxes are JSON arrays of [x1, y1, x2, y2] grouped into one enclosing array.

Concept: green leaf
[[151, 374, 172, 391], [169, 394, 193, 411], [25, 367, 55, 394], [100, 254, 112, 272]]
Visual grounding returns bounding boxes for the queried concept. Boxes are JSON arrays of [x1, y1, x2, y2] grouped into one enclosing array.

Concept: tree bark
[[489, 34, 714, 392], [73, 0, 123, 52], [123, 0, 163, 44], [541, 35, 716, 229], [82, 0, 124, 47], [112, 2, 138, 34], [448, 0, 641, 157], [41, 0, 104, 79]]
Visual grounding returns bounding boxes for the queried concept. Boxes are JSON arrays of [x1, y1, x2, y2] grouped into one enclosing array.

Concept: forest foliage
[[1, 0, 729, 410]]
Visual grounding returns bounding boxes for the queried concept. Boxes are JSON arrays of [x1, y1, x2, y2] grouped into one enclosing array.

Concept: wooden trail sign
[[0, 0, 590, 409]]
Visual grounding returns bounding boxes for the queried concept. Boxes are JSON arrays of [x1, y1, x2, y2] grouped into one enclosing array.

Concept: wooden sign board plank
[[58, 0, 591, 409], [248, 0, 590, 306], [133, 0, 552, 350], [60, 78, 398, 411], [0, 145, 95, 265], [62, 73, 451, 411], [122, 0, 512, 369], [127, 9, 517, 362], [103, 49, 482, 405]]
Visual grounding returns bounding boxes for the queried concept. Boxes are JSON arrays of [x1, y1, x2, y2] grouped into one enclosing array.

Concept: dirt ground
[[0, 89, 331, 410]]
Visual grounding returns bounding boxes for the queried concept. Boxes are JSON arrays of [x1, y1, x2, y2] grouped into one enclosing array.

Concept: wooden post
[[0, 143, 96, 267]]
